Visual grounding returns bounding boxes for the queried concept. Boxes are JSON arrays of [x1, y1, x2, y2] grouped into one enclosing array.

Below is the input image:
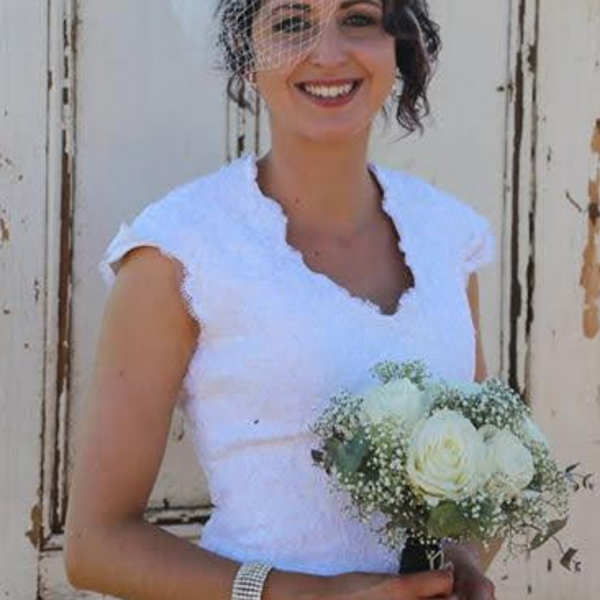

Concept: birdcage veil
[[170, 0, 343, 79]]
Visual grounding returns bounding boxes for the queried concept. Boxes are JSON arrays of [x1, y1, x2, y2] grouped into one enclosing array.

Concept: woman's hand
[[447, 553, 497, 600], [316, 567, 456, 599]]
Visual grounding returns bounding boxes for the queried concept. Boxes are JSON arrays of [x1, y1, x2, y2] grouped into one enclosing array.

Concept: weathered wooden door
[[1, 0, 598, 598]]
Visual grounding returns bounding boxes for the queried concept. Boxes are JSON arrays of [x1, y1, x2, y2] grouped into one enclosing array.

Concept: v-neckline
[[244, 153, 419, 320]]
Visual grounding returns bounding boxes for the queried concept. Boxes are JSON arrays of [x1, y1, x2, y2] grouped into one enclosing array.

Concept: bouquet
[[309, 359, 592, 573]]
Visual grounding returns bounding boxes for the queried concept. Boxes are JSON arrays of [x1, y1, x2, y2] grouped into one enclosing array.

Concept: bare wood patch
[[580, 118, 600, 338]]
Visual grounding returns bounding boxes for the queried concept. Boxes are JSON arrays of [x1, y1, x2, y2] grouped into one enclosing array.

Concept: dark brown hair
[[215, 0, 441, 136]]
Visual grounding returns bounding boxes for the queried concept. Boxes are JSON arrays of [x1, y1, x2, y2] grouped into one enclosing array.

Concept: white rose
[[481, 425, 535, 499], [519, 416, 550, 449], [359, 378, 429, 428], [406, 409, 487, 506]]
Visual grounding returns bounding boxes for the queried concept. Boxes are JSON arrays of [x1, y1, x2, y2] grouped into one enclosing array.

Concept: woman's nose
[[307, 20, 348, 68]]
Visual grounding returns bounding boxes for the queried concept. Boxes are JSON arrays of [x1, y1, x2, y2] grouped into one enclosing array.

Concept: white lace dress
[[99, 153, 496, 576]]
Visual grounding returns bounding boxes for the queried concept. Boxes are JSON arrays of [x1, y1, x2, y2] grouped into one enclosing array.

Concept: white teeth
[[302, 82, 355, 98]]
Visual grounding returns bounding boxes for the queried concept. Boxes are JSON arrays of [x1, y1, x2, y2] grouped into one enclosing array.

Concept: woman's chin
[[295, 120, 371, 145]]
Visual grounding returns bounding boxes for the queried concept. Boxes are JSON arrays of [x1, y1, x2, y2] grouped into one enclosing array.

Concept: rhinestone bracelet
[[231, 561, 275, 600]]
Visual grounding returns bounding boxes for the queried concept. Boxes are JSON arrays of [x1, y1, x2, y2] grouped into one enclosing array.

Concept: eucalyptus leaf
[[332, 431, 370, 475], [530, 517, 569, 550], [426, 502, 470, 538], [466, 500, 495, 538]]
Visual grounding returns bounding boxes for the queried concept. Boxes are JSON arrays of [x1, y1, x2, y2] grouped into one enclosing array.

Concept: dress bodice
[[99, 153, 496, 576]]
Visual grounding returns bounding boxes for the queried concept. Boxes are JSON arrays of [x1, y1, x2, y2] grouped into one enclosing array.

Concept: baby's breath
[[308, 359, 584, 569]]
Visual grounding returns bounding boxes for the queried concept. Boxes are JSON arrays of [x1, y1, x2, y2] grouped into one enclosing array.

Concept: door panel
[[3, 0, 598, 597]]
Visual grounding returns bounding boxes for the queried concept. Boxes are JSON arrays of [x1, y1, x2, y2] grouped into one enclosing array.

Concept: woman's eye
[[344, 13, 378, 27], [272, 16, 313, 34]]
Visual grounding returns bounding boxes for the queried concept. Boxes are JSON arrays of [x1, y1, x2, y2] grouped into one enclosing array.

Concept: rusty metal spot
[[580, 120, 600, 339]]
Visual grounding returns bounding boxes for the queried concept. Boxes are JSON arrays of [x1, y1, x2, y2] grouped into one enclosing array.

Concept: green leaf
[[426, 502, 470, 539], [527, 472, 544, 492], [466, 500, 496, 538], [331, 431, 370, 476], [530, 517, 569, 550]]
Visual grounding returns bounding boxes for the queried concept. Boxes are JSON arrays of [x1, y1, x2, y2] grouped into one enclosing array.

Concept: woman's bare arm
[[468, 272, 489, 386], [452, 272, 502, 573], [63, 246, 326, 600]]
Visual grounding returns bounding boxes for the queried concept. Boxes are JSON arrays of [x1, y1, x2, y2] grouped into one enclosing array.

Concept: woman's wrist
[[261, 567, 330, 600]]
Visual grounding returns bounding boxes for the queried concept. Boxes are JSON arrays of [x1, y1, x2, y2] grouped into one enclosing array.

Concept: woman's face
[[251, 0, 396, 143]]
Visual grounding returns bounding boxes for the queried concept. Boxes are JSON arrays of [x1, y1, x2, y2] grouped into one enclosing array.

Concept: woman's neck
[[255, 132, 383, 240]]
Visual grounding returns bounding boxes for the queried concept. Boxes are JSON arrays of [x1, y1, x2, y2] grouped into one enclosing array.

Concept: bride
[[64, 0, 500, 598]]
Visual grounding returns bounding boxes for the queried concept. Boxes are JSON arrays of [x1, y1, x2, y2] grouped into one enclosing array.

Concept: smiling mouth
[[295, 79, 363, 100]]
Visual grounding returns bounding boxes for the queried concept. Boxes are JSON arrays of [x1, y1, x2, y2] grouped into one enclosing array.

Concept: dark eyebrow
[[269, 0, 382, 15], [339, 0, 382, 9], [270, 3, 313, 15]]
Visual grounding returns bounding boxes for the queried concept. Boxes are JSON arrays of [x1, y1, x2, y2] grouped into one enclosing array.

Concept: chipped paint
[[0, 153, 23, 186], [592, 118, 600, 154], [0, 153, 15, 169], [0, 216, 9, 243], [49, 3, 79, 533], [580, 118, 600, 338], [523, 0, 541, 405], [508, 0, 526, 393], [25, 503, 43, 549], [508, 0, 540, 397]]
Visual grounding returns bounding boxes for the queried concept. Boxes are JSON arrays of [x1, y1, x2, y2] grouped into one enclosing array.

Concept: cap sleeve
[[99, 200, 185, 289], [460, 209, 497, 287], [97, 194, 202, 328], [99, 221, 166, 289]]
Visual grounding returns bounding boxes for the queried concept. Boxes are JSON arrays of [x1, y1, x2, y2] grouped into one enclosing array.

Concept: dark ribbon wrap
[[399, 537, 442, 574]]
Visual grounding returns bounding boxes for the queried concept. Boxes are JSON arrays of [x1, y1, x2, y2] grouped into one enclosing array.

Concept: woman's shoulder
[[373, 162, 489, 225], [373, 162, 497, 280], [133, 157, 248, 229], [99, 159, 249, 288]]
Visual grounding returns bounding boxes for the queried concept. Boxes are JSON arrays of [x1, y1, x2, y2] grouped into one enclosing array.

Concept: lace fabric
[[98, 154, 496, 576]]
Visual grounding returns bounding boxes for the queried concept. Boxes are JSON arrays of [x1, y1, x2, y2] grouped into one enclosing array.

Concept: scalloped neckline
[[243, 153, 419, 319]]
